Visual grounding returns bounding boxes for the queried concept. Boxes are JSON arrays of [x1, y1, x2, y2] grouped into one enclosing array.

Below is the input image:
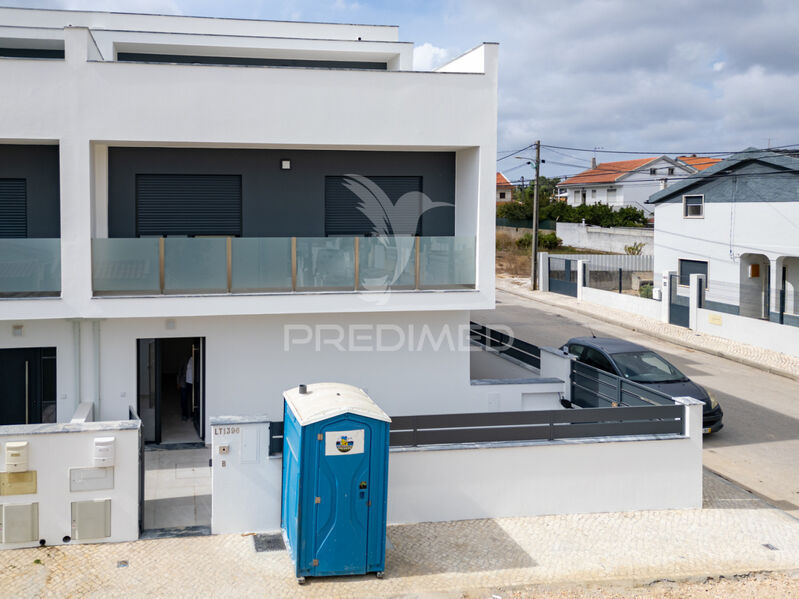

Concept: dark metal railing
[[570, 360, 677, 409], [469, 322, 541, 369], [267, 402, 683, 454]]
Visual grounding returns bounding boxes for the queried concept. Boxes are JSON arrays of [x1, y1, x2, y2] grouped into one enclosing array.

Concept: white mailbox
[[5, 441, 29, 473], [93, 437, 115, 467]]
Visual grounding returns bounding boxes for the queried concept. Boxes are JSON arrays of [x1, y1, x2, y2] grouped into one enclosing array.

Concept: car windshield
[[610, 351, 687, 383]]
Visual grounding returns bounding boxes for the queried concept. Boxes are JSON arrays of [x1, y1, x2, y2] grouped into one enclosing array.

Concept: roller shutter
[[136, 174, 242, 236], [325, 176, 422, 236], [0, 179, 27, 238]]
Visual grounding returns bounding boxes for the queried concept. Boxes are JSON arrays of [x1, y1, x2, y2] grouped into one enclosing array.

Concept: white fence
[[581, 286, 662, 320], [211, 393, 703, 533], [556, 222, 654, 254], [0, 404, 140, 550]]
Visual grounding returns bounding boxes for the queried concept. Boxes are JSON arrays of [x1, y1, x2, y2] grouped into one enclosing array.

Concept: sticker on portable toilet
[[325, 430, 364, 456]]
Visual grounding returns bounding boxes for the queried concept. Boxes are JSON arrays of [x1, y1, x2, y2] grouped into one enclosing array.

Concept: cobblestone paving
[[1, 471, 798, 599], [498, 276, 799, 379]]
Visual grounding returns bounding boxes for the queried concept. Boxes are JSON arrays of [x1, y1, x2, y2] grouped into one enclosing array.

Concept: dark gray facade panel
[[0, 179, 27, 238], [117, 52, 387, 70], [136, 174, 242, 236], [325, 176, 422, 236], [0, 145, 60, 237], [108, 148, 456, 238]]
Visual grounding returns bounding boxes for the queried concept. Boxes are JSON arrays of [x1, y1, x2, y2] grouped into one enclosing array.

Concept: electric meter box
[[5, 441, 29, 473], [93, 437, 115, 467], [281, 383, 390, 581]]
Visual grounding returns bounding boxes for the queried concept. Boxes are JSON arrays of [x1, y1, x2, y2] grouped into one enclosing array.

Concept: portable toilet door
[[281, 382, 391, 582]]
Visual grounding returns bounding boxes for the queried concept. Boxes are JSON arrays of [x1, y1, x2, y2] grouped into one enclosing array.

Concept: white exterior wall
[[653, 199, 799, 309], [0, 421, 139, 549], [556, 222, 653, 254], [210, 402, 702, 533], [695, 308, 799, 358], [0, 9, 499, 423], [387, 408, 702, 523], [94, 311, 562, 430], [0, 17, 498, 325], [581, 287, 662, 320]]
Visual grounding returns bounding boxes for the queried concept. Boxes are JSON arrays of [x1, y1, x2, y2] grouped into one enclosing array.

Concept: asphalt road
[[473, 289, 799, 517]]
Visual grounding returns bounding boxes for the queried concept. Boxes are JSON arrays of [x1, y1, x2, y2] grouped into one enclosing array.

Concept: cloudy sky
[[5, 0, 799, 180]]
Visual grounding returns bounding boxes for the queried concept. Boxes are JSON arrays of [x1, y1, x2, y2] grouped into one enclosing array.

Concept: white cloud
[[713, 61, 725, 72], [413, 42, 449, 71]]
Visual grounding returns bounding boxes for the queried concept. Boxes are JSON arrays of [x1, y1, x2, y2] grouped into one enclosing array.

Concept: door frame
[[137, 336, 206, 444]]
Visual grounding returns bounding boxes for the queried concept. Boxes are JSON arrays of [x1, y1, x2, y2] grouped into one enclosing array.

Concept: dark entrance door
[[548, 257, 577, 297], [137, 337, 205, 445], [668, 274, 690, 327], [0, 347, 56, 425]]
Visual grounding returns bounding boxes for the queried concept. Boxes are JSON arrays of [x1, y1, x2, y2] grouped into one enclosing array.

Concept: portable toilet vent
[[281, 382, 391, 583]]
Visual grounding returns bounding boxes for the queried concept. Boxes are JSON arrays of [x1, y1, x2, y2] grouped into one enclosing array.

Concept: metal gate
[[668, 273, 689, 327], [548, 257, 577, 297]]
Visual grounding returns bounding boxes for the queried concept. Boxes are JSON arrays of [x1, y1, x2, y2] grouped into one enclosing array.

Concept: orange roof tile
[[559, 157, 657, 186], [496, 172, 513, 188], [677, 156, 722, 171]]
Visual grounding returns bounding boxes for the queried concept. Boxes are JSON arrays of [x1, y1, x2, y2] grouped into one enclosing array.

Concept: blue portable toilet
[[281, 382, 391, 583]]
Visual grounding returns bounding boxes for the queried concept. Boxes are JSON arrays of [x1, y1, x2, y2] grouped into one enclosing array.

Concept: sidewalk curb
[[496, 281, 799, 383]]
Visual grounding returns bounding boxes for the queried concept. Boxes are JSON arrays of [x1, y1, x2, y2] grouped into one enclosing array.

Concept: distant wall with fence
[[556, 222, 653, 254]]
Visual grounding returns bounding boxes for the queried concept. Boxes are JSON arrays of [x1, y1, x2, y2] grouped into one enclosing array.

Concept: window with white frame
[[683, 194, 704, 218], [606, 188, 617, 203], [499, 192, 506, 199], [649, 168, 657, 175], [591, 189, 596, 200], [668, 167, 675, 175]]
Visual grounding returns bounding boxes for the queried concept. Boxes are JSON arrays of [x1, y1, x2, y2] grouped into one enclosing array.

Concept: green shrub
[[539, 232, 562, 250], [639, 282, 653, 299], [625, 242, 645, 255], [515, 232, 532, 250]]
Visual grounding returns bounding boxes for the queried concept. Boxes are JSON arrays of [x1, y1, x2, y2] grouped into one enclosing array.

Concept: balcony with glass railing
[[0, 239, 61, 297], [91, 236, 475, 296]]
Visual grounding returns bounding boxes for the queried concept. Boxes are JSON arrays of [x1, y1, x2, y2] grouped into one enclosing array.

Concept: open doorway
[[137, 337, 205, 446]]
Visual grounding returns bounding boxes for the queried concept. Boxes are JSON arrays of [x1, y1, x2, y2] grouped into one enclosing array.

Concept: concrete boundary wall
[[211, 401, 702, 533], [581, 286, 662, 321], [387, 402, 701, 523], [696, 307, 799, 358], [556, 223, 654, 254], [0, 411, 140, 550]]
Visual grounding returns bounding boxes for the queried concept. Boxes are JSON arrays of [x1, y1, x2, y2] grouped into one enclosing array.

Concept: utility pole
[[531, 140, 541, 290]]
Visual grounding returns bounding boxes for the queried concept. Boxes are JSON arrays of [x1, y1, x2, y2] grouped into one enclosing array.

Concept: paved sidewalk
[[1, 471, 798, 598], [497, 276, 799, 381]]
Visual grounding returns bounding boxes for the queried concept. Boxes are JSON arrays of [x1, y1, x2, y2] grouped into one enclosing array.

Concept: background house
[[557, 155, 717, 216], [648, 148, 799, 326], [496, 171, 514, 204]]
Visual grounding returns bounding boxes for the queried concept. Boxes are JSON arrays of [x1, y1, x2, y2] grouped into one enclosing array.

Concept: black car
[[564, 336, 723, 434]]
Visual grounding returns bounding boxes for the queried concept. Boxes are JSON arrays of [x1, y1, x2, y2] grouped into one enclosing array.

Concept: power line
[[540, 143, 799, 156], [497, 143, 536, 162]]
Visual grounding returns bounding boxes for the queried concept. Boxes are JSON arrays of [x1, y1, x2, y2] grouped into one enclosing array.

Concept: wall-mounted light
[[12, 325, 23, 337], [280, 159, 291, 171], [165, 319, 176, 330]]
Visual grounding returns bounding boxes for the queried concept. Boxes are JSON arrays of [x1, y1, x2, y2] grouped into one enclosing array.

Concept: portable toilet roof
[[283, 382, 391, 426]]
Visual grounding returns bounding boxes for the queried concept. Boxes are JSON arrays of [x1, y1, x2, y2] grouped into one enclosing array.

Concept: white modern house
[[648, 148, 799, 326], [558, 155, 718, 216], [0, 8, 705, 551], [0, 6, 515, 439]]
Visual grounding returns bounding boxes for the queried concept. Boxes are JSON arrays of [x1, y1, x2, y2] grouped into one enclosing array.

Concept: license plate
[[702, 427, 712, 434]]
